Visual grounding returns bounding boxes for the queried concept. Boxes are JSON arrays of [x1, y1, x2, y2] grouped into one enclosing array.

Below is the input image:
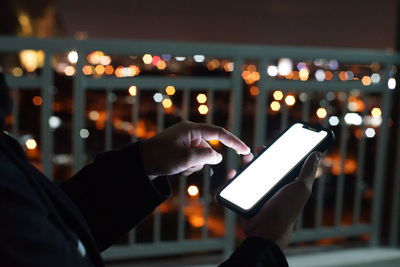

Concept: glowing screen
[[220, 123, 327, 210]]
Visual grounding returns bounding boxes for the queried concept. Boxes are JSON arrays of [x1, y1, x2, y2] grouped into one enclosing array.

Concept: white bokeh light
[[193, 55, 205, 63], [388, 78, 396, 90], [329, 116, 339, 126], [267, 65, 278, 77], [153, 93, 163, 103], [277, 58, 293, 76], [80, 129, 90, 139], [365, 128, 376, 138], [344, 113, 362, 125], [49, 116, 62, 129], [67, 51, 78, 64], [315, 69, 326, 82]]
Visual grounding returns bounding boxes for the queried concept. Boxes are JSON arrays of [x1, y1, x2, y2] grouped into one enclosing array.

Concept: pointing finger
[[190, 123, 251, 155]]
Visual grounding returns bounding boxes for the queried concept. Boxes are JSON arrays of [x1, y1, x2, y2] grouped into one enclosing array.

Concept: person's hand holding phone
[[229, 149, 321, 250], [141, 121, 251, 180]]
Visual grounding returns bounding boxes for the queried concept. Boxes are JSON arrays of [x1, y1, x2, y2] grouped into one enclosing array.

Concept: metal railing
[[0, 36, 399, 261]]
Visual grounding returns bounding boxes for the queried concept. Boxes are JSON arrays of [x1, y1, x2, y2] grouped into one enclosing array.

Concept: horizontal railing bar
[[291, 225, 372, 243], [5, 75, 388, 93], [85, 76, 231, 89], [5, 76, 41, 88], [0, 36, 396, 64], [264, 80, 386, 92], [102, 239, 224, 260]]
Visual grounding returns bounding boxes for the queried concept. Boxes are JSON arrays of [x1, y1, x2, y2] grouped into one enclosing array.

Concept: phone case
[[216, 121, 335, 219]]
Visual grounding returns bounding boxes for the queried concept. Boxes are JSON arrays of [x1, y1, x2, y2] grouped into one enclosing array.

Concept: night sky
[[55, 0, 397, 50]]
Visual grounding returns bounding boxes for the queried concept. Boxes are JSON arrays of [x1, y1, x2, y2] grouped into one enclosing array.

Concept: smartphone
[[217, 122, 334, 218]]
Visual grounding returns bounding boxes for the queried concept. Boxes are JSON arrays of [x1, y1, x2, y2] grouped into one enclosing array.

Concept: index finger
[[190, 123, 251, 155]]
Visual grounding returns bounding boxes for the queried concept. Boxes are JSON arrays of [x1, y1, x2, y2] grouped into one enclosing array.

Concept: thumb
[[296, 152, 321, 191], [189, 147, 223, 166]]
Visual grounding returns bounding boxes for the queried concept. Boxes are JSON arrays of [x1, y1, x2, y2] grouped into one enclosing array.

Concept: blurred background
[[1, 0, 400, 266]]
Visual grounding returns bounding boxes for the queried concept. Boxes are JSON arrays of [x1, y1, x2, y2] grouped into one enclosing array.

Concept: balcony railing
[[1, 36, 399, 261]]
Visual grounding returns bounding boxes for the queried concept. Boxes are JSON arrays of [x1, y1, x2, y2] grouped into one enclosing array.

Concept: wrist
[[140, 140, 158, 181]]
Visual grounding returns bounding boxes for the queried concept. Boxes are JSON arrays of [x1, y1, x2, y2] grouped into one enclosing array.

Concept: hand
[[228, 149, 321, 250], [141, 121, 251, 180]]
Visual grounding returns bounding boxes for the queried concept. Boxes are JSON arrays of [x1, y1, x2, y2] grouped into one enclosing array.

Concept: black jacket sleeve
[[219, 237, 289, 267], [60, 142, 171, 251], [0, 152, 95, 267]]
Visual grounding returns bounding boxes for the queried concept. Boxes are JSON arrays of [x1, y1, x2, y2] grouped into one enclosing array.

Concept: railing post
[[223, 57, 244, 259], [370, 65, 394, 246], [254, 59, 268, 149], [73, 50, 87, 172], [41, 50, 54, 178]]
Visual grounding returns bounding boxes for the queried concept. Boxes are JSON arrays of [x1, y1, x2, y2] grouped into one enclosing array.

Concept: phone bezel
[[216, 121, 335, 219]]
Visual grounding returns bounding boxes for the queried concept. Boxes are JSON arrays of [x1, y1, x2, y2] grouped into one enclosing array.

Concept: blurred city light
[[19, 50, 44, 72], [270, 101, 281, 111], [315, 69, 326, 81], [329, 116, 340, 126], [207, 59, 220, 70], [273, 90, 283, 101], [347, 96, 365, 112], [49, 116, 62, 129], [328, 59, 339, 70], [364, 115, 383, 127], [64, 66, 75, 76], [87, 51, 104, 65], [198, 104, 209, 115], [80, 129, 90, 139], [316, 107, 328, 119], [95, 65, 105, 75], [104, 65, 114, 75], [68, 51, 78, 64], [361, 76, 372, 86], [82, 65, 93, 75], [299, 69, 309, 81], [26, 138, 37, 150], [297, 62, 307, 71], [388, 78, 396, 89], [267, 65, 278, 77], [175, 56, 186, 61], [371, 107, 382, 117], [193, 55, 205, 63], [100, 56, 112, 65], [223, 62, 234, 72], [12, 67, 23, 77], [153, 93, 163, 103], [32, 96, 43, 106], [165, 86, 176, 96], [142, 54, 152, 64], [156, 60, 167, 70], [187, 185, 199, 197], [249, 86, 259, 96], [88, 110, 100, 121], [128, 86, 137, 96], [162, 98, 173, 109], [197, 93, 207, 104], [325, 71, 333, 80], [285, 95, 296, 106], [161, 54, 172, 61], [152, 56, 161, 66], [365, 128, 376, 138], [371, 73, 381, 83], [278, 58, 293, 76], [346, 71, 354, 80], [209, 140, 220, 147], [344, 113, 363, 125]]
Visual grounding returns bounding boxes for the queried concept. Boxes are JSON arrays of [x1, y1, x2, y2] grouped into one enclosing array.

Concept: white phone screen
[[219, 123, 327, 210]]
